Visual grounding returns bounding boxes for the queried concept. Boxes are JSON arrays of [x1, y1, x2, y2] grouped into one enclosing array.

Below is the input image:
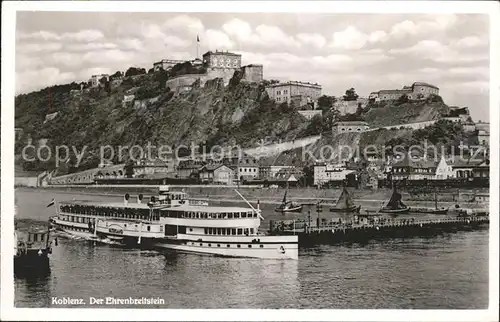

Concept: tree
[[110, 71, 123, 79], [343, 88, 359, 101], [125, 67, 146, 77], [148, 68, 154, 74], [317, 95, 336, 114]]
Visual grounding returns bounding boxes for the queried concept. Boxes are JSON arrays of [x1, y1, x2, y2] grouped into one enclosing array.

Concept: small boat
[[329, 187, 361, 213], [14, 224, 55, 276], [275, 191, 303, 213], [379, 186, 410, 214], [411, 188, 449, 215]]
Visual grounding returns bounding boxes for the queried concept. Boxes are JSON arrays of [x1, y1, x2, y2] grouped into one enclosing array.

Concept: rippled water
[[14, 188, 489, 308]]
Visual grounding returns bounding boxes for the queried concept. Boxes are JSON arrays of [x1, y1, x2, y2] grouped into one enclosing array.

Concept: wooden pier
[[269, 214, 489, 246]]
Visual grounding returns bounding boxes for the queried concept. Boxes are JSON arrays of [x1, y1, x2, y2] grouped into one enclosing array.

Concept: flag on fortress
[[46, 198, 55, 207]]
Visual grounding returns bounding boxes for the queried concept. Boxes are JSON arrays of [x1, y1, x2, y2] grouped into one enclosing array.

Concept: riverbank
[[17, 185, 489, 210]]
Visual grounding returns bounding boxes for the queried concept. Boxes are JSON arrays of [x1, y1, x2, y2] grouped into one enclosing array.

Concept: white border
[[1, 1, 499, 321]]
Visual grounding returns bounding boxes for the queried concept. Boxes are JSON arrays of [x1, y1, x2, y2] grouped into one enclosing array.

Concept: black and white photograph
[[1, 1, 499, 321]]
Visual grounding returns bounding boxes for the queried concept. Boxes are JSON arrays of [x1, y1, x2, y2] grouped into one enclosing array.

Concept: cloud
[[82, 49, 137, 64], [453, 36, 488, 48], [449, 66, 489, 78], [296, 33, 326, 48], [222, 18, 253, 42], [163, 15, 204, 35], [389, 39, 488, 63], [66, 42, 118, 51], [203, 29, 234, 49], [17, 30, 60, 41], [61, 29, 105, 42], [16, 67, 76, 94], [17, 42, 62, 53], [390, 15, 457, 37], [330, 26, 387, 50]]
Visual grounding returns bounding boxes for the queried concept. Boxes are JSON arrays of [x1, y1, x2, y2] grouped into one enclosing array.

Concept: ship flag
[[46, 198, 55, 208]]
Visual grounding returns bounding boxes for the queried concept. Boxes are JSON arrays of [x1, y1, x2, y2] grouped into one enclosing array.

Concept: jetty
[[268, 212, 489, 246]]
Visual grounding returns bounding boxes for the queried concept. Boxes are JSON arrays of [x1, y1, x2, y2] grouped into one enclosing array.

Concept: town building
[[153, 59, 186, 72], [122, 94, 135, 107], [198, 164, 234, 185], [176, 159, 205, 179], [166, 50, 263, 91], [90, 74, 109, 88], [477, 130, 489, 146], [132, 158, 174, 178], [371, 82, 439, 102], [298, 110, 322, 120], [434, 155, 454, 180], [313, 163, 355, 186], [391, 157, 437, 181], [221, 152, 259, 181], [265, 81, 322, 105], [332, 121, 370, 134], [241, 64, 263, 83]]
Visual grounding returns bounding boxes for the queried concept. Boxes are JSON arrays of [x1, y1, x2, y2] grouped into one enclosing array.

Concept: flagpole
[[54, 199, 59, 216]]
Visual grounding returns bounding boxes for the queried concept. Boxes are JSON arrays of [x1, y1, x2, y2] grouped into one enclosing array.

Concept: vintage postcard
[[1, 1, 499, 321]]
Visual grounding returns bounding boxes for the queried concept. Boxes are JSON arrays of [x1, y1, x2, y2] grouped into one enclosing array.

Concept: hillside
[[14, 72, 309, 172], [363, 99, 450, 127]]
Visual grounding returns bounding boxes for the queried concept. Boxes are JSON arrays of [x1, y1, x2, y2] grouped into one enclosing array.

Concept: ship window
[[189, 228, 193, 232], [237, 244, 241, 248], [234, 213, 240, 218], [231, 228, 236, 235], [248, 245, 252, 248], [217, 244, 220, 247], [260, 245, 264, 248], [217, 228, 222, 235], [147, 226, 151, 231], [124, 224, 127, 228], [208, 243, 211, 247], [237, 228, 243, 235], [199, 243, 202, 246], [33, 234, 38, 242], [196, 213, 200, 219], [250, 228, 254, 234], [244, 228, 249, 235], [228, 213, 233, 219], [204, 228, 208, 234], [242, 212, 247, 218], [227, 244, 230, 248]]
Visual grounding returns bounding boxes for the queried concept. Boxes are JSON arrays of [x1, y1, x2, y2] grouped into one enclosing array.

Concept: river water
[[14, 188, 489, 309]]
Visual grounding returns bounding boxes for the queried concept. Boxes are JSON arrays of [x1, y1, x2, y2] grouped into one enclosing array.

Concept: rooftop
[[266, 81, 321, 88], [333, 121, 369, 126], [161, 205, 255, 213], [379, 89, 412, 94], [413, 82, 439, 90], [203, 50, 241, 57]]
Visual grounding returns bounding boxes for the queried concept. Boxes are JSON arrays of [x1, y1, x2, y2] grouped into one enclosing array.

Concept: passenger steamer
[[50, 186, 298, 259]]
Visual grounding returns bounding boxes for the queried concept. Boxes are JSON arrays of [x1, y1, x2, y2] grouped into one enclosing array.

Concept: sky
[[15, 12, 490, 121]]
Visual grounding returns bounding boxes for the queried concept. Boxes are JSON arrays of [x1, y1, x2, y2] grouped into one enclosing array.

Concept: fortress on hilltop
[[369, 82, 439, 102]]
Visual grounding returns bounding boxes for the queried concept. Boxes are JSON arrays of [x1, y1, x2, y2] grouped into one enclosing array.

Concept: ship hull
[[275, 205, 303, 213], [155, 242, 298, 260], [329, 205, 361, 213], [379, 207, 411, 214], [155, 235, 299, 260]]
